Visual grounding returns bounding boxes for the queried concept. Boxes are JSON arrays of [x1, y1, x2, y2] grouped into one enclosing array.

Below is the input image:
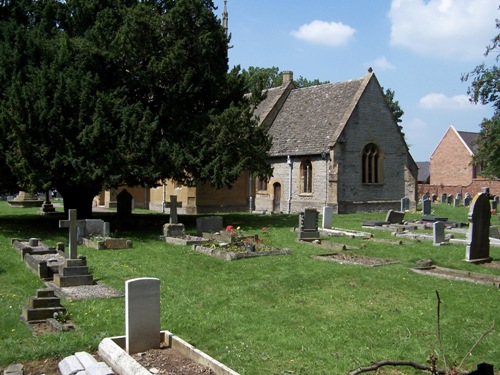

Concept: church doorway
[[273, 183, 281, 213]]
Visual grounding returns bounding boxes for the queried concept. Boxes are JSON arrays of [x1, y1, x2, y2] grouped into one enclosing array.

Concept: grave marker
[[441, 193, 447, 204], [466, 193, 493, 263], [431, 194, 438, 202], [400, 197, 410, 212], [196, 216, 223, 236], [422, 199, 431, 215], [164, 195, 182, 224], [433, 222, 446, 246], [59, 209, 85, 259], [125, 277, 161, 354], [117, 189, 133, 216], [447, 194, 454, 205], [386, 209, 405, 224], [298, 208, 320, 241], [322, 206, 333, 229]]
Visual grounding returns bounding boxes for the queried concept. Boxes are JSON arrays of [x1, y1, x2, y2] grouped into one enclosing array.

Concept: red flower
[[226, 225, 234, 233], [262, 227, 267, 231]]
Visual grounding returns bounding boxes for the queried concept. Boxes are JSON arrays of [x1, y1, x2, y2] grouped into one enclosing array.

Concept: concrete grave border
[[98, 330, 240, 375]]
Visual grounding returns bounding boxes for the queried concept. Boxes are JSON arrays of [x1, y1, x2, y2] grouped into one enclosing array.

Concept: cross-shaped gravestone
[[164, 195, 182, 224], [59, 209, 85, 259]]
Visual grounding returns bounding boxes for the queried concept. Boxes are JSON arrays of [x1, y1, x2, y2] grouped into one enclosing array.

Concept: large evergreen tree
[[0, 0, 272, 217], [463, 17, 500, 177]]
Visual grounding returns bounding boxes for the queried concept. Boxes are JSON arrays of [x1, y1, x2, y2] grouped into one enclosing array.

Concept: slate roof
[[262, 76, 366, 156], [416, 161, 430, 183], [457, 130, 479, 154]]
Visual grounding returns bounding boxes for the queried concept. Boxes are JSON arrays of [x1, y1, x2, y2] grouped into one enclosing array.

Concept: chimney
[[282, 71, 293, 85]]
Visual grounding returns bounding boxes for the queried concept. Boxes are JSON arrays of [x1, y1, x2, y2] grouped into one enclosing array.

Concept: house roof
[[257, 75, 367, 156], [416, 161, 430, 183], [457, 130, 479, 154]]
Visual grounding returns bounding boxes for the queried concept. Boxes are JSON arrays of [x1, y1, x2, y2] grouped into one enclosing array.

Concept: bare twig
[[347, 359, 449, 375], [435, 290, 449, 371], [456, 321, 496, 371]]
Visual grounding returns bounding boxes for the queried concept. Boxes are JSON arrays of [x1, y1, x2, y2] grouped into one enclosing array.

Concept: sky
[[212, 0, 499, 162]]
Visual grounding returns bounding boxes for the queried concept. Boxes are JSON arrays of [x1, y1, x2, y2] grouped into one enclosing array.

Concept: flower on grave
[[226, 225, 234, 234], [491, 209, 497, 214]]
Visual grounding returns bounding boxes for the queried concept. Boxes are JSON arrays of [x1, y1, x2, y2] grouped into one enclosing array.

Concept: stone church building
[[98, 70, 418, 214], [252, 70, 417, 214]]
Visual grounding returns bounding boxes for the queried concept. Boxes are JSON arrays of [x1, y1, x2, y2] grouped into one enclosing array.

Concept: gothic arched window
[[362, 143, 381, 184], [300, 160, 313, 193]]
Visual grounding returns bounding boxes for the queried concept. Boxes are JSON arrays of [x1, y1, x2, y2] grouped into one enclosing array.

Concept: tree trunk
[[57, 185, 100, 219]]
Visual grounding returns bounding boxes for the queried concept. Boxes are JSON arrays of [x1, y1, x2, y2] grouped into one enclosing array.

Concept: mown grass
[[0, 201, 499, 374]]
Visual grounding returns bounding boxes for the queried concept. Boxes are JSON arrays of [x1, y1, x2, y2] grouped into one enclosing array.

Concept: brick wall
[[430, 127, 473, 186]]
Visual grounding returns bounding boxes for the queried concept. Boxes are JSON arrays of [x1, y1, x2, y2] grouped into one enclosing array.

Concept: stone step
[[22, 305, 66, 322], [36, 289, 55, 298], [29, 296, 61, 309], [53, 273, 94, 287]]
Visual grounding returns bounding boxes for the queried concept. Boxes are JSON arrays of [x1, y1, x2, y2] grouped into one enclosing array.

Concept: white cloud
[[389, 0, 498, 60], [290, 20, 356, 47], [371, 56, 396, 71], [419, 93, 477, 110]]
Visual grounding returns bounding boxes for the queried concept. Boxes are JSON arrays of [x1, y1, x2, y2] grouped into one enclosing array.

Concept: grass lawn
[[0, 201, 499, 374]]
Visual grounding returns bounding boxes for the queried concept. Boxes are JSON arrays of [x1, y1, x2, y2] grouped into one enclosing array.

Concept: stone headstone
[[454, 198, 461, 207], [492, 196, 499, 211], [466, 193, 492, 263], [77, 219, 107, 242], [59, 209, 85, 259], [125, 278, 161, 354], [196, 216, 223, 236], [422, 199, 431, 215], [431, 194, 438, 202], [433, 222, 446, 246], [117, 189, 133, 216], [447, 194, 454, 204], [464, 196, 472, 207], [322, 206, 333, 229], [298, 208, 320, 241], [441, 193, 447, 204], [164, 195, 182, 224], [400, 197, 410, 212], [385, 209, 405, 224]]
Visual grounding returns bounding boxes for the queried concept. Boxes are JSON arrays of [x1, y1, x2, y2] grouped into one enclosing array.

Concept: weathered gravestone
[[386, 209, 405, 224], [125, 277, 161, 354], [322, 206, 333, 229], [55, 209, 94, 287], [464, 196, 472, 207], [164, 195, 182, 224], [454, 197, 461, 207], [77, 219, 108, 243], [433, 221, 446, 246], [466, 193, 493, 263], [298, 208, 320, 241], [447, 194, 454, 205], [422, 199, 431, 215], [431, 194, 438, 202], [196, 216, 223, 237], [441, 193, 447, 204], [400, 197, 410, 212], [492, 196, 499, 211], [117, 189, 133, 216]]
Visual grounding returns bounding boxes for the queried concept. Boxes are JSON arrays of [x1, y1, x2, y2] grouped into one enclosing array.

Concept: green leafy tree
[[0, 0, 272, 217], [462, 17, 500, 177]]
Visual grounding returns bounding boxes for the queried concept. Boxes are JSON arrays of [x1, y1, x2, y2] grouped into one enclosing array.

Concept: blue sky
[[213, 0, 498, 162]]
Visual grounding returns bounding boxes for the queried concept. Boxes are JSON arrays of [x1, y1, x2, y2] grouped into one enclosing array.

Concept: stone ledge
[[98, 330, 240, 375]]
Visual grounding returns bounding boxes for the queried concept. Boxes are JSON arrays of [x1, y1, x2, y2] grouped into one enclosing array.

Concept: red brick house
[[420, 125, 500, 196]]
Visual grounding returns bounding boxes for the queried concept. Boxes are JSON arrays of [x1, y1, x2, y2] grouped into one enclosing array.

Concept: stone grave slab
[[313, 253, 400, 267], [433, 221, 446, 246], [298, 208, 320, 241]]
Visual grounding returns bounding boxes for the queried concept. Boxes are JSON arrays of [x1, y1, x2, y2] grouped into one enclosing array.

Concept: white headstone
[[125, 277, 161, 354], [322, 206, 333, 229]]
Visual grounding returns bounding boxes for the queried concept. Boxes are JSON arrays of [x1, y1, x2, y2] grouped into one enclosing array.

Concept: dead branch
[[457, 321, 496, 371], [347, 359, 449, 375], [436, 290, 450, 371]]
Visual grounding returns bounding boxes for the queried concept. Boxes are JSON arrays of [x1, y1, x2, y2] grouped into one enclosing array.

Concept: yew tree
[[0, 0, 272, 217]]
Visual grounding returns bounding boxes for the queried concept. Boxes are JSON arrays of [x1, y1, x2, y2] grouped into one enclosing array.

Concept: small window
[[300, 160, 313, 193], [362, 143, 380, 184], [257, 178, 268, 192]]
